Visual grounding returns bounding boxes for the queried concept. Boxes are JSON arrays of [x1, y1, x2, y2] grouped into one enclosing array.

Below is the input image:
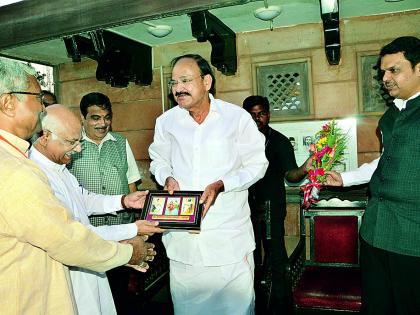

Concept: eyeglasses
[[46, 129, 83, 149], [250, 111, 269, 119], [8, 91, 46, 105], [168, 75, 203, 89]]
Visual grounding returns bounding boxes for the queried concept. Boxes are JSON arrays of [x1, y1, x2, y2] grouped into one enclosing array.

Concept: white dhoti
[[169, 253, 255, 315]]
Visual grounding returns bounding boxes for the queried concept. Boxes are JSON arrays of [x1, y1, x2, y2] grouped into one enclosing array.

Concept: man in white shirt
[[30, 104, 164, 315], [149, 54, 268, 315], [325, 36, 420, 315]]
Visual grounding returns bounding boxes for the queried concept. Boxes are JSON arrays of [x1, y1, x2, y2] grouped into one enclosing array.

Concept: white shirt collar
[[393, 92, 420, 111], [28, 146, 67, 172], [177, 93, 221, 121], [81, 128, 116, 145]]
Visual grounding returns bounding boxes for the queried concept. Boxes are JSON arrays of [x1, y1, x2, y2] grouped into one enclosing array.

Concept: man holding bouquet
[[243, 95, 312, 315], [325, 36, 420, 315]]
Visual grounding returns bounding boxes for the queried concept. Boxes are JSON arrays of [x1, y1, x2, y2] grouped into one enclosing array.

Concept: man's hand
[[122, 236, 156, 267], [324, 170, 344, 186], [200, 180, 224, 217], [123, 190, 149, 209], [126, 263, 149, 273], [164, 177, 180, 194], [135, 220, 166, 236]]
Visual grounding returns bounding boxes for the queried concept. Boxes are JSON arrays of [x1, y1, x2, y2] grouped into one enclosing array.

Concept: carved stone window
[[359, 54, 392, 114], [256, 60, 311, 119]]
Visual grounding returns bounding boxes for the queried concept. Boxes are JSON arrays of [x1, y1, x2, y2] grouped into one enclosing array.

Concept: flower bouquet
[[301, 120, 347, 208]]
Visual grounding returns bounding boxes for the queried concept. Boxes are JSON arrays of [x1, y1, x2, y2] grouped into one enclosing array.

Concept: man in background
[[0, 55, 147, 315], [243, 95, 312, 315], [31, 104, 162, 315], [325, 36, 420, 315], [42, 89, 57, 106], [68, 92, 141, 314], [149, 54, 268, 315]]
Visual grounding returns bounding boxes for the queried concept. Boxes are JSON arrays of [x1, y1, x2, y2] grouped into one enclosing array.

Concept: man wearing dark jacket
[[243, 95, 311, 315]]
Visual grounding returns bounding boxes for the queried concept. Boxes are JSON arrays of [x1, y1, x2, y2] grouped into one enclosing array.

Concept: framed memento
[[141, 191, 204, 230]]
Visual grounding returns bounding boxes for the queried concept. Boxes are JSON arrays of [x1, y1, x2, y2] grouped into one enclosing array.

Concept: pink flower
[[318, 145, 331, 157], [314, 168, 325, 176]]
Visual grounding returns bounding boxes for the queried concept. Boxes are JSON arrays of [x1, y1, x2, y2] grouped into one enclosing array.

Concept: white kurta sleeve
[[341, 157, 379, 186], [86, 223, 137, 241], [149, 116, 174, 186], [221, 114, 268, 192], [125, 139, 141, 184]]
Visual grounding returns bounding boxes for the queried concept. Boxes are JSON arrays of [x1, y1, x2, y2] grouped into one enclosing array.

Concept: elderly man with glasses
[[0, 57, 152, 315], [67, 92, 142, 313], [29, 104, 163, 315]]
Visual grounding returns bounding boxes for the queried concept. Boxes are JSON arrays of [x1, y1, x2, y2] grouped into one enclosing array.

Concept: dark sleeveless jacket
[[360, 95, 420, 257]]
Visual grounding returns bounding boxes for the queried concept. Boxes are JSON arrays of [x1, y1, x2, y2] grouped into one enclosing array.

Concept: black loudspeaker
[[189, 10, 237, 76], [321, 11, 341, 65], [64, 30, 152, 87]]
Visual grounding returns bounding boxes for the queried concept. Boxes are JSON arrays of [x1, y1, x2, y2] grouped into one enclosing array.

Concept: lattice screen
[[257, 61, 310, 117], [360, 55, 393, 113]]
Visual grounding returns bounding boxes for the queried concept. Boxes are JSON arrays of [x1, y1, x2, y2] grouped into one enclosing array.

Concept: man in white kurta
[[29, 104, 160, 315], [149, 54, 268, 315]]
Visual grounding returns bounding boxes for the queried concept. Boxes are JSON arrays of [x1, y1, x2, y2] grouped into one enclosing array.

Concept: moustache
[[383, 81, 396, 89], [175, 92, 191, 97]]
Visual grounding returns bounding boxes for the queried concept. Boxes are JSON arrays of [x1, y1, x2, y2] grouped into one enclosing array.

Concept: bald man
[[29, 104, 163, 315]]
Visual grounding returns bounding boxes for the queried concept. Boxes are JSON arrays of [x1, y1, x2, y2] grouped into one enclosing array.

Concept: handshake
[[122, 220, 166, 272], [120, 191, 167, 271], [122, 235, 157, 272]]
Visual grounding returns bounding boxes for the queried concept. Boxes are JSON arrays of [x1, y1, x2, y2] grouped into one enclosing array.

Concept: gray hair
[[0, 57, 37, 101], [40, 109, 61, 135], [30, 106, 60, 144]]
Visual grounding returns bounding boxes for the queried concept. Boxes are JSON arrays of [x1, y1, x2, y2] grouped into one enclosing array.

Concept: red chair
[[288, 189, 367, 314]]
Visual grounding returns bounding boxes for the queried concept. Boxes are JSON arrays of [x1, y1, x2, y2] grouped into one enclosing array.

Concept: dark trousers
[[252, 213, 292, 315], [360, 238, 420, 315], [107, 266, 131, 314]]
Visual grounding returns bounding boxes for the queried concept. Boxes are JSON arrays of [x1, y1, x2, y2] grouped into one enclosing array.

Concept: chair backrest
[[290, 189, 367, 313], [302, 197, 365, 267], [314, 215, 359, 264]]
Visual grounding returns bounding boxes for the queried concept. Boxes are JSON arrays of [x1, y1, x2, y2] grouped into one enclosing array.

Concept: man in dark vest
[[325, 36, 420, 315], [243, 95, 312, 315], [68, 92, 141, 314]]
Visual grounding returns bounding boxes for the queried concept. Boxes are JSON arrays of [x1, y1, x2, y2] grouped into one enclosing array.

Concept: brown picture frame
[[140, 190, 204, 230]]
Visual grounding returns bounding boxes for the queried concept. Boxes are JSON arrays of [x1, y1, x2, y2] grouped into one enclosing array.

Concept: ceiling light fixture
[[254, 0, 282, 31], [143, 21, 173, 38]]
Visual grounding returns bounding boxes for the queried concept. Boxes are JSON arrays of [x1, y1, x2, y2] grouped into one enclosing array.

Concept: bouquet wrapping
[[301, 120, 347, 208]]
